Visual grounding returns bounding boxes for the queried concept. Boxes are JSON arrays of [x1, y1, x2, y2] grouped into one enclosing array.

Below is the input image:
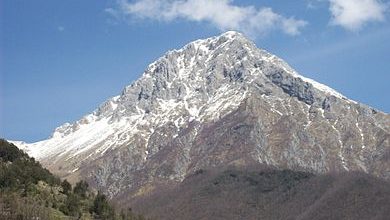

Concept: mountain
[[13, 31, 390, 199]]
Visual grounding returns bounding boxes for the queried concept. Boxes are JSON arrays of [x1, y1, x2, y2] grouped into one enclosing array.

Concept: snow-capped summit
[[15, 31, 390, 198]]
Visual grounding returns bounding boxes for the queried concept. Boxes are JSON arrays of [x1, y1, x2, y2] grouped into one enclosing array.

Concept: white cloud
[[105, 8, 120, 19], [111, 0, 307, 37], [329, 0, 387, 31]]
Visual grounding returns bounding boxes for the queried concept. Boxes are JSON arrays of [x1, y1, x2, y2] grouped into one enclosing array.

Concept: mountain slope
[[14, 31, 390, 198], [0, 139, 147, 220], [129, 166, 390, 220]]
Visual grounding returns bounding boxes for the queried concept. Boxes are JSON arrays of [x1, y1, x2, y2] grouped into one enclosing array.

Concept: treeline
[[0, 139, 60, 190], [0, 139, 149, 220]]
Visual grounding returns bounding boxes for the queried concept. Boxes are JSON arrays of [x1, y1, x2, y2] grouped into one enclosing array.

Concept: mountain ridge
[[11, 31, 390, 199], [11, 31, 364, 157]]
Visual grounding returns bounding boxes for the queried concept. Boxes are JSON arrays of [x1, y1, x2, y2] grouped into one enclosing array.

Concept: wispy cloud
[[289, 27, 390, 63], [107, 0, 307, 37], [329, 0, 387, 31]]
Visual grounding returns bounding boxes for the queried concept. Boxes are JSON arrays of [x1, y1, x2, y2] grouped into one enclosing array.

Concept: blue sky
[[1, 0, 389, 142]]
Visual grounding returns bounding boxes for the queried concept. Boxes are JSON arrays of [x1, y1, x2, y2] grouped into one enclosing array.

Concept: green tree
[[0, 139, 26, 162], [73, 180, 89, 198], [60, 193, 81, 217], [61, 179, 72, 195], [91, 191, 114, 219]]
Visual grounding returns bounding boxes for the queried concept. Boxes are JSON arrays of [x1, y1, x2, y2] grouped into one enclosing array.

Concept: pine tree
[[73, 180, 89, 198], [91, 191, 114, 219], [61, 179, 72, 195]]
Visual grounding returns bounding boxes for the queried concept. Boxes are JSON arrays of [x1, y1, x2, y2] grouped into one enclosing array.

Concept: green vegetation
[[74, 180, 89, 198], [61, 179, 72, 195], [0, 139, 60, 190], [91, 191, 114, 218], [0, 139, 149, 220]]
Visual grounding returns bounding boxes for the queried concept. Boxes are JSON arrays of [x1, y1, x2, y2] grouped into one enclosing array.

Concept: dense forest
[[0, 139, 148, 220]]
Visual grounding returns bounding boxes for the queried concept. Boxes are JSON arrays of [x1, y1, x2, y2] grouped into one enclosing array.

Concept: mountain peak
[[15, 32, 390, 199], [173, 31, 253, 56], [220, 30, 245, 38]]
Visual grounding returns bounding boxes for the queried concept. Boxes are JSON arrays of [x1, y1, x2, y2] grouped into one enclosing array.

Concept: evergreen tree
[[91, 191, 114, 219], [60, 193, 81, 217], [61, 179, 72, 195], [73, 180, 89, 198]]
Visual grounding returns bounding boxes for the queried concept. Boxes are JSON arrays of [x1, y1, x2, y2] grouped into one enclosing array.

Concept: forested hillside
[[0, 139, 148, 220], [130, 166, 390, 220]]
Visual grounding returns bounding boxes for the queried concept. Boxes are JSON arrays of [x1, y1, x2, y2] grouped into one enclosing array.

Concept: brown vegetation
[[130, 165, 390, 220]]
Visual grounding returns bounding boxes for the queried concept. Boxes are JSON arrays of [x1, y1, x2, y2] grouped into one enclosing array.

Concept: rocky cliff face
[[15, 31, 390, 198]]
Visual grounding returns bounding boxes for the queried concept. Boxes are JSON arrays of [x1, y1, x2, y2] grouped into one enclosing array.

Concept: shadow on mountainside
[[129, 165, 390, 220]]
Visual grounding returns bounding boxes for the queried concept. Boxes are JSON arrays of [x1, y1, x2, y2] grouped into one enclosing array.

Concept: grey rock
[[16, 31, 390, 200]]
